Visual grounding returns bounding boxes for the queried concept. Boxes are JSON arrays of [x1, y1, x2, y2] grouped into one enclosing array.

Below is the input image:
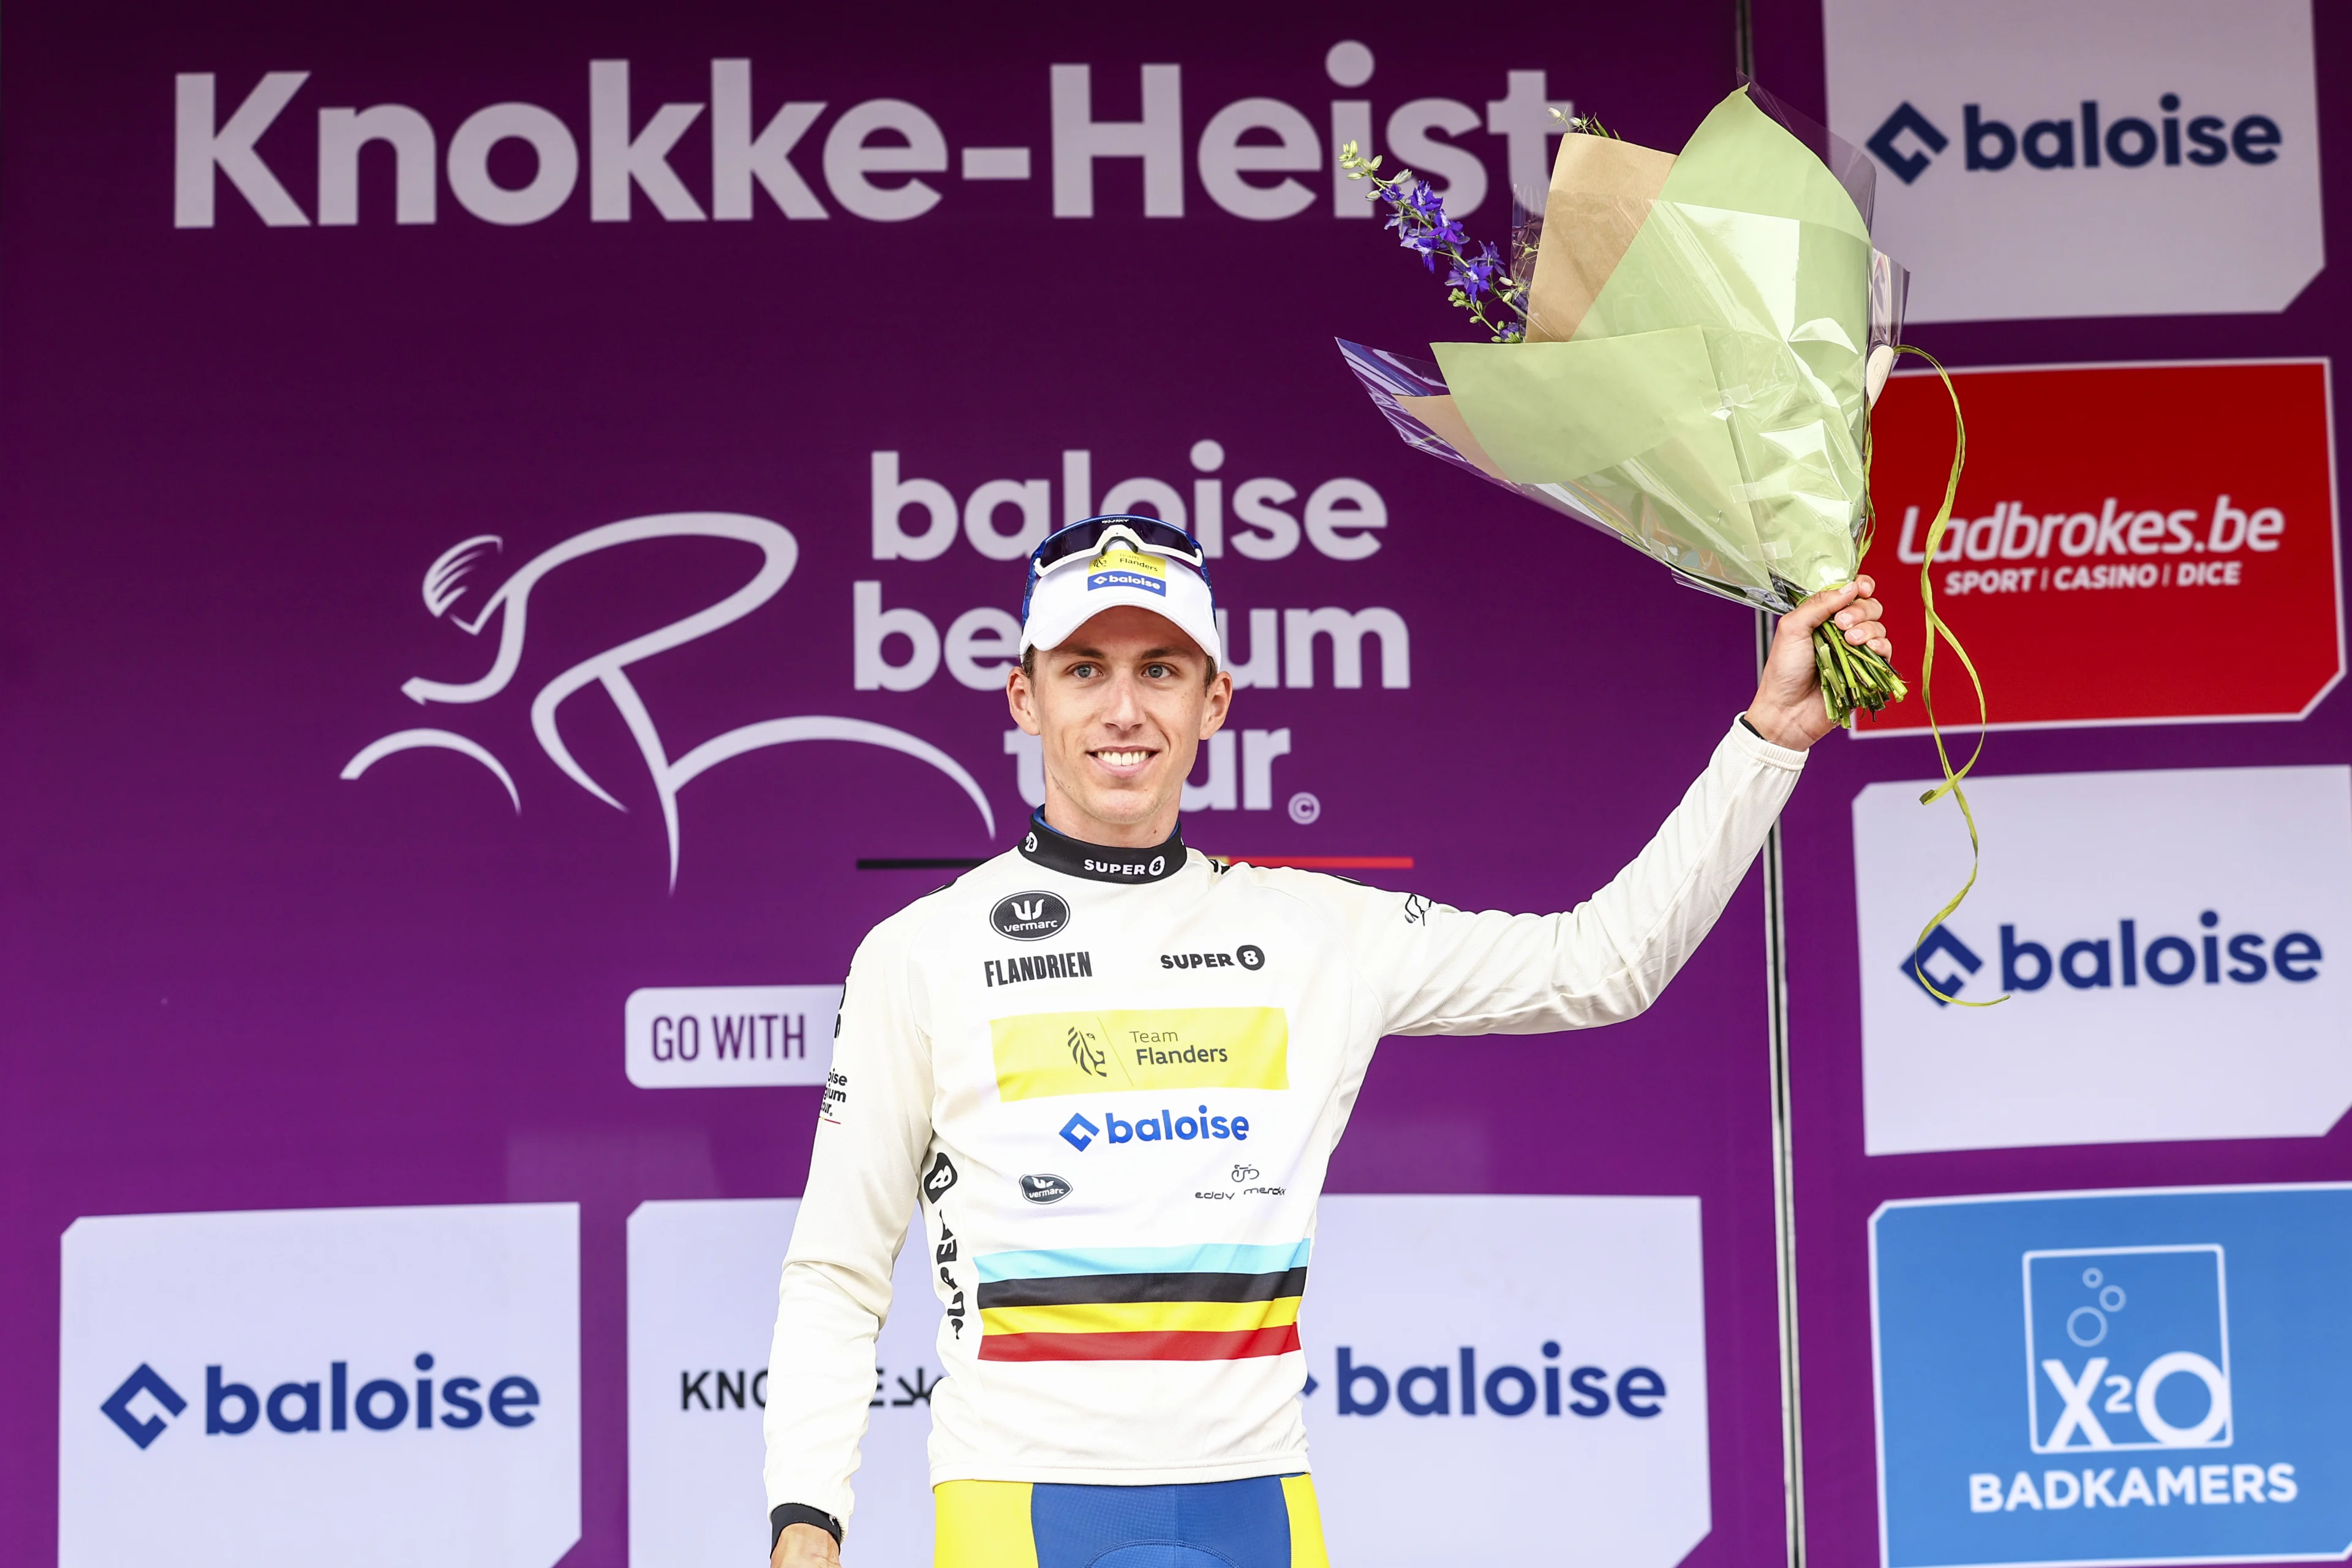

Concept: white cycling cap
[[1018, 517, 1223, 666]]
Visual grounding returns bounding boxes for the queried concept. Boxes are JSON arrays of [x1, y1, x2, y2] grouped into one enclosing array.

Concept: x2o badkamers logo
[[1872, 1187, 2352, 1568]]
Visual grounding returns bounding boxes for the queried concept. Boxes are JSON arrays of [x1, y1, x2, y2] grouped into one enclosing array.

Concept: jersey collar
[[1017, 810, 1187, 884]]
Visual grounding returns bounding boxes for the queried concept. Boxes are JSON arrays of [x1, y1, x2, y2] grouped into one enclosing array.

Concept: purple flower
[[1446, 241, 1500, 298]]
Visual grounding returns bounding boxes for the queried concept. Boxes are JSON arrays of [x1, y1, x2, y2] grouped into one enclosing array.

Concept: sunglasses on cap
[[1020, 514, 1212, 621]]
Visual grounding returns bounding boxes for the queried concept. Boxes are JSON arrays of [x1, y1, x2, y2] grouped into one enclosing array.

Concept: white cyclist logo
[[341, 514, 994, 886]]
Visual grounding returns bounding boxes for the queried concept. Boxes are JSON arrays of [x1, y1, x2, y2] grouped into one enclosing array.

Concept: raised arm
[[1329, 716, 1801, 1036], [1331, 578, 1883, 1035], [764, 914, 935, 1561]]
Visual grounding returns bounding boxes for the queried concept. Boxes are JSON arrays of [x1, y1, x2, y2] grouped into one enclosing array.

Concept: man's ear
[[1006, 666, 1042, 736], [1198, 669, 1234, 740]]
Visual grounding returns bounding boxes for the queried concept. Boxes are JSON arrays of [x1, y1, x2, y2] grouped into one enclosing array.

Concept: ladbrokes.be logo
[[341, 515, 995, 888]]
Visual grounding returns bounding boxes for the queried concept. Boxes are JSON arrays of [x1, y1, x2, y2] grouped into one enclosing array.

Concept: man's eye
[[1145, 663, 1172, 679], [1069, 663, 1098, 679]]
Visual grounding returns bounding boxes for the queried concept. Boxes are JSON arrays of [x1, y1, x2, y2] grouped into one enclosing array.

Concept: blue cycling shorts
[[933, 1473, 1329, 1568]]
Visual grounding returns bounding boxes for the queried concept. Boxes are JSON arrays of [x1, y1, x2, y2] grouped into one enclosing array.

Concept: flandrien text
[[175, 57, 1574, 228], [1892, 496, 2291, 597]]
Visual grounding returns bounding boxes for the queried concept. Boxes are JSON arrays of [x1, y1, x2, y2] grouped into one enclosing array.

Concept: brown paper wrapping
[[1522, 135, 1678, 344]]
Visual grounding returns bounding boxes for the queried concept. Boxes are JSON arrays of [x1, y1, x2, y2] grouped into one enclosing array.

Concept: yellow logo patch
[[1090, 547, 1165, 578], [992, 1008, 1289, 1102]]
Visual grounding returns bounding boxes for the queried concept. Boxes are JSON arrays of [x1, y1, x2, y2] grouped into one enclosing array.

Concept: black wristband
[[1738, 714, 1764, 738], [771, 1502, 843, 1551]]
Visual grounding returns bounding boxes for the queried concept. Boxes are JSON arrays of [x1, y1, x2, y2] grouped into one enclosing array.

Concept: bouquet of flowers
[[1338, 84, 1932, 728]]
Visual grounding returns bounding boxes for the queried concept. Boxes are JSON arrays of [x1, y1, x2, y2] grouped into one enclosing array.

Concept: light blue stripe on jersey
[[975, 1239, 1311, 1283]]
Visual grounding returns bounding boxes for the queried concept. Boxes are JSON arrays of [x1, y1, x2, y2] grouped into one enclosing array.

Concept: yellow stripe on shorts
[[933, 1480, 1038, 1568], [1283, 1473, 1330, 1568]]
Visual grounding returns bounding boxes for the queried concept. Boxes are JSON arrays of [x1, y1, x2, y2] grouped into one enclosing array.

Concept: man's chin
[[1066, 780, 1174, 835]]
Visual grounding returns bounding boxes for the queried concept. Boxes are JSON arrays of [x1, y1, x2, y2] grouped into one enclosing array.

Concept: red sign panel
[[1858, 360, 2342, 732]]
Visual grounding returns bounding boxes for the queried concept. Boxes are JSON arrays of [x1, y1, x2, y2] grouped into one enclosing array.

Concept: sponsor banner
[[627, 1200, 945, 1568], [1300, 1195, 1710, 1568], [1872, 1185, 2352, 1568], [1855, 764, 2352, 1155], [1858, 361, 2342, 733], [58, 1204, 579, 1568], [1825, 0, 2323, 323], [627, 1194, 1707, 1568], [624, 986, 840, 1088]]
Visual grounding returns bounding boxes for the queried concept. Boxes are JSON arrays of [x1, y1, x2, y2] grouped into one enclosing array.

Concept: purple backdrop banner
[[0, 4, 1804, 1564]]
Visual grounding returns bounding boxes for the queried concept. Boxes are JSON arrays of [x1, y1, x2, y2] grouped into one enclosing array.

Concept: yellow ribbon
[[1893, 346, 2004, 1008]]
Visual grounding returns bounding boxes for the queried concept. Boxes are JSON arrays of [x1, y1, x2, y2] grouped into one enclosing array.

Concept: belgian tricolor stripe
[[974, 1241, 1310, 1363]]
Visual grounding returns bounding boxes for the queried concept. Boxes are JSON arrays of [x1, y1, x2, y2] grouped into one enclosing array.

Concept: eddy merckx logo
[[1868, 94, 2285, 186], [1901, 909, 2323, 1006], [100, 1354, 543, 1449], [339, 515, 993, 889]]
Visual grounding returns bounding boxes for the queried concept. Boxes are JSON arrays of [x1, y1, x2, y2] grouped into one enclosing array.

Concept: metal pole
[[1757, 607, 1806, 1568]]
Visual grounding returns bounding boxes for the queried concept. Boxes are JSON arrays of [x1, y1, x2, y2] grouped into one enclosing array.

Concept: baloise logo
[[992, 891, 1071, 941], [1901, 909, 2322, 1006], [1058, 1106, 1252, 1151], [1868, 94, 2284, 186], [101, 1354, 542, 1449]]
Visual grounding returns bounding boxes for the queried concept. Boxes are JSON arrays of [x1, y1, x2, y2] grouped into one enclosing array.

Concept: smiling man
[[764, 515, 1888, 1567]]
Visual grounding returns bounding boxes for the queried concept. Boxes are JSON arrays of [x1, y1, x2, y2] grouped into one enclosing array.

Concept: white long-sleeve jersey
[[764, 718, 1803, 1523]]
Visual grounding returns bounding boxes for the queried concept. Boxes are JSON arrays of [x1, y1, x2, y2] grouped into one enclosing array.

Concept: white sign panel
[[625, 985, 840, 1088], [630, 1194, 1708, 1568], [59, 1203, 579, 1568], [627, 1199, 940, 1568], [1824, 0, 2323, 322], [1855, 764, 2352, 1154], [1300, 1195, 1710, 1568]]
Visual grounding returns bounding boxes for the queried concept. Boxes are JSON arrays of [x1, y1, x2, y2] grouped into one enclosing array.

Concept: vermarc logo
[[340, 515, 993, 888], [992, 891, 1072, 941]]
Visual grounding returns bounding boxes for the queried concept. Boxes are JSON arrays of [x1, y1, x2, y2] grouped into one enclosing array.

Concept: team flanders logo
[[1068, 1025, 1109, 1077], [993, 1009, 1288, 1101]]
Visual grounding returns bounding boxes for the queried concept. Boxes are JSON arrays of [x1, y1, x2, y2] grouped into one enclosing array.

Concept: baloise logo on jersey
[[1854, 765, 2352, 1156], [1871, 1185, 2352, 1568]]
